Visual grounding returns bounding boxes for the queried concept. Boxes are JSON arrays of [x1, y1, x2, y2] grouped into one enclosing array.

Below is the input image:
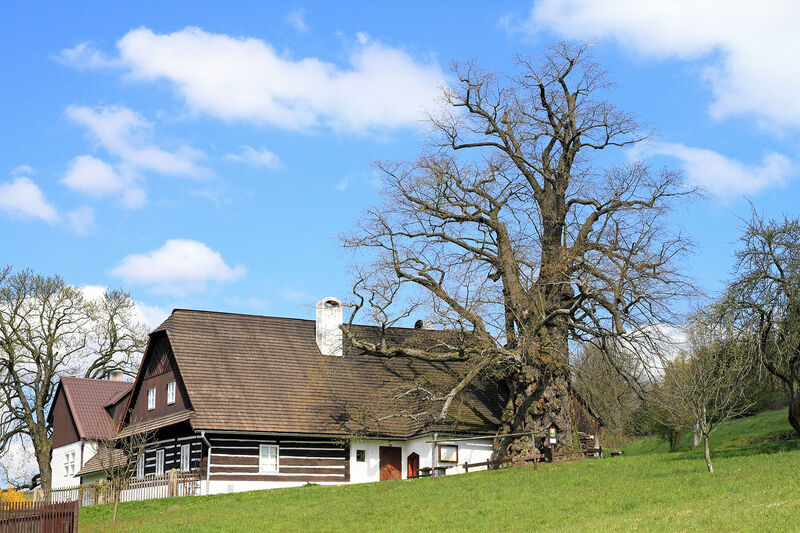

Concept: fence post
[[32, 487, 43, 502], [72, 500, 79, 533], [168, 468, 178, 497]]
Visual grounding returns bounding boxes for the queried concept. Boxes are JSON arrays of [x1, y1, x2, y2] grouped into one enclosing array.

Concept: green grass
[[80, 409, 800, 532]]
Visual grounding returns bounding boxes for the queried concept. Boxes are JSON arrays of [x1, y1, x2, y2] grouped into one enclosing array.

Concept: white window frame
[[180, 443, 190, 472], [65, 451, 75, 477], [259, 444, 279, 473], [147, 387, 156, 411], [155, 449, 165, 476], [167, 381, 176, 405], [136, 452, 145, 478]]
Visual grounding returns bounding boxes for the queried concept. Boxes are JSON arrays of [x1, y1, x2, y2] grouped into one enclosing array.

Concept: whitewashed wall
[[349, 437, 494, 483], [51, 440, 98, 488]]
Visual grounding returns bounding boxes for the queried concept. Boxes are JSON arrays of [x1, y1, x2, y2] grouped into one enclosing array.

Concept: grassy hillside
[[80, 409, 800, 532]]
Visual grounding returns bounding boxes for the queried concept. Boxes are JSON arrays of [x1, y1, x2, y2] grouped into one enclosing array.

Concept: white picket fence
[[45, 469, 199, 507]]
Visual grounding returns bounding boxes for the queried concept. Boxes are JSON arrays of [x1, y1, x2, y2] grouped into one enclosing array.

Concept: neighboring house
[[47, 375, 132, 488], [68, 297, 505, 495]]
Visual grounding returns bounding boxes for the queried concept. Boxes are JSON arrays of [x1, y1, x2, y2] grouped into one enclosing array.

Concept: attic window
[[147, 387, 156, 411], [167, 381, 176, 405]]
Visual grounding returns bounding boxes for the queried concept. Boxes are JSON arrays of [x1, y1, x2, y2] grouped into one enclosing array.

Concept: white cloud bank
[[0, 176, 59, 223], [526, 0, 800, 128], [634, 143, 793, 197], [110, 239, 245, 296], [62, 27, 446, 132]]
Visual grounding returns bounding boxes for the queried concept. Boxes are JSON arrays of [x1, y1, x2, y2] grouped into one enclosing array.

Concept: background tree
[[657, 321, 753, 472], [342, 43, 695, 458], [0, 267, 147, 492], [718, 214, 800, 436], [572, 343, 646, 446]]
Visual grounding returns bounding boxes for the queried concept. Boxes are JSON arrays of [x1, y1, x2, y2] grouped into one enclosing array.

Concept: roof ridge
[[60, 376, 133, 385], [167, 308, 437, 331]]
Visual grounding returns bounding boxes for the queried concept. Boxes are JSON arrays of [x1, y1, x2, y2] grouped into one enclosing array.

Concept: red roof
[[58, 377, 133, 440]]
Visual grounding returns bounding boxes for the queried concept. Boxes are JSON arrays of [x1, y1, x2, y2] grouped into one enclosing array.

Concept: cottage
[[55, 297, 506, 495], [47, 375, 132, 488]]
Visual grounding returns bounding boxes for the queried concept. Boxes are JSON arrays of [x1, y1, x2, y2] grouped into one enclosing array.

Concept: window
[[180, 443, 190, 472], [155, 449, 165, 476], [64, 451, 75, 477], [147, 387, 156, 411], [356, 450, 366, 462], [167, 381, 176, 405], [259, 445, 279, 473], [136, 453, 145, 478]]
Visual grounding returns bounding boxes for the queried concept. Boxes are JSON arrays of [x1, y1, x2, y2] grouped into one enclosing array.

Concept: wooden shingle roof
[[153, 309, 505, 438]]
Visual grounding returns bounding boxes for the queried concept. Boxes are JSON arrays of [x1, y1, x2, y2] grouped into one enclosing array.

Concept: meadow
[[80, 409, 800, 532]]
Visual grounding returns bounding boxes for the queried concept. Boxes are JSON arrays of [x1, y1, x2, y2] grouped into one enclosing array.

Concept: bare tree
[[0, 267, 147, 492], [717, 213, 800, 436], [572, 343, 645, 446], [342, 43, 695, 458], [95, 417, 154, 523], [657, 322, 753, 472]]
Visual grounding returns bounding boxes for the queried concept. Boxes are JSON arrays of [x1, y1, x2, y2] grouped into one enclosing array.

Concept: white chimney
[[316, 297, 343, 356], [109, 370, 125, 382]]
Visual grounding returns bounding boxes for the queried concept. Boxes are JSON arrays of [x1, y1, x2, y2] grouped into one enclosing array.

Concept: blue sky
[[2, 1, 799, 329]]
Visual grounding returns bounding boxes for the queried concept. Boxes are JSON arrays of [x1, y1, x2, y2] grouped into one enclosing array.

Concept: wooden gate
[[0, 501, 78, 533], [379, 447, 401, 481]]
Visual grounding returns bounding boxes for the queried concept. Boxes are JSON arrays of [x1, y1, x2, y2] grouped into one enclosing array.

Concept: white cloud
[[81, 284, 170, 330], [121, 187, 147, 209], [65, 27, 445, 132], [526, 0, 800, 127], [286, 8, 309, 33], [62, 155, 125, 196], [66, 206, 94, 235], [66, 105, 209, 178], [224, 145, 281, 168], [335, 176, 352, 191], [110, 239, 246, 296], [57, 42, 120, 69], [134, 302, 170, 330], [11, 165, 34, 176], [0, 177, 59, 223], [0, 436, 38, 488], [635, 142, 792, 196]]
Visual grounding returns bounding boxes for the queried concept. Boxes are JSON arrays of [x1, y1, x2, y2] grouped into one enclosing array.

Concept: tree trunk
[[788, 380, 800, 437], [495, 362, 575, 460], [33, 438, 52, 493], [703, 435, 713, 473], [692, 423, 700, 449], [113, 498, 119, 523]]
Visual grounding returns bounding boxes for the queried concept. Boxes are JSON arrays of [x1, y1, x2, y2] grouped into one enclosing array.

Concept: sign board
[[438, 444, 459, 464], [548, 426, 557, 445]]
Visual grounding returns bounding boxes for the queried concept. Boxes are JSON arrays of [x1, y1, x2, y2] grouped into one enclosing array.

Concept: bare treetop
[[343, 43, 696, 456]]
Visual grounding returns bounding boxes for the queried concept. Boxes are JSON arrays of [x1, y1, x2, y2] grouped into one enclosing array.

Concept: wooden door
[[379, 446, 402, 481], [407, 452, 419, 478]]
